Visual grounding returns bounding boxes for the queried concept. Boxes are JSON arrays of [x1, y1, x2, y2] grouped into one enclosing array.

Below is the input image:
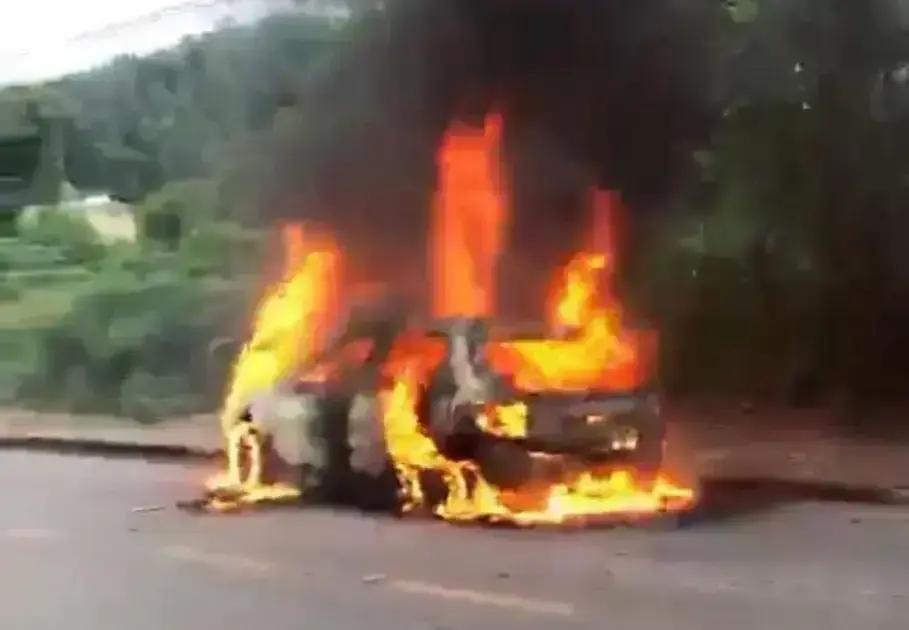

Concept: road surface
[[1, 451, 907, 629]]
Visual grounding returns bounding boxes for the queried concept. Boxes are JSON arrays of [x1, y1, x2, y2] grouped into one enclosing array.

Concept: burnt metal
[[241, 314, 666, 507]]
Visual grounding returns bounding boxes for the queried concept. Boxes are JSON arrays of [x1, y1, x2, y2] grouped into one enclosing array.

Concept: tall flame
[[486, 191, 655, 394], [486, 252, 651, 394], [208, 224, 340, 509], [432, 113, 508, 318], [220, 225, 340, 434]]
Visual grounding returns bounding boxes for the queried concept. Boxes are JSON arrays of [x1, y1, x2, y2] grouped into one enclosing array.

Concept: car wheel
[[475, 439, 534, 490]]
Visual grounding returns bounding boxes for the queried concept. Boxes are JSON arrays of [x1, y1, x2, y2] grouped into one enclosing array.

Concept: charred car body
[[243, 298, 664, 512]]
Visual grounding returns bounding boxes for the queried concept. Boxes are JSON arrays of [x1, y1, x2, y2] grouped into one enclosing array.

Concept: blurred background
[[2, 0, 909, 426]]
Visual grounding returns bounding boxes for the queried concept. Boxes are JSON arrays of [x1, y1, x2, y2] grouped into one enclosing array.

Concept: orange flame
[[432, 113, 508, 318], [476, 402, 529, 439], [205, 423, 301, 511], [551, 253, 607, 330], [208, 224, 341, 508], [485, 190, 655, 393], [486, 251, 653, 393], [220, 225, 340, 432], [379, 369, 693, 526]]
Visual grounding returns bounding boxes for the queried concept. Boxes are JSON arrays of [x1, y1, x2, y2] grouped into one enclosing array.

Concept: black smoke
[[268, 0, 719, 319]]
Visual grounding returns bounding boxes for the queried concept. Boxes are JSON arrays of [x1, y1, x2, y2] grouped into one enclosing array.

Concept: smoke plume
[[268, 0, 719, 319]]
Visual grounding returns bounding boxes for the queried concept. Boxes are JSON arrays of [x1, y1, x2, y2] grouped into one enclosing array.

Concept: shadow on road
[[681, 477, 907, 526]]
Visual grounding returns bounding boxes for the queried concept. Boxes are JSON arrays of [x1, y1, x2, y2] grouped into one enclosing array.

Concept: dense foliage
[[52, 11, 347, 204]]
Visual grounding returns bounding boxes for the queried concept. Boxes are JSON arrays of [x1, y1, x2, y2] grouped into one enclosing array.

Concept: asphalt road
[[1, 452, 908, 630]]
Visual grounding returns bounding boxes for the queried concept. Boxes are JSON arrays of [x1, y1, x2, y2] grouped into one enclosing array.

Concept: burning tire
[[474, 439, 535, 489]]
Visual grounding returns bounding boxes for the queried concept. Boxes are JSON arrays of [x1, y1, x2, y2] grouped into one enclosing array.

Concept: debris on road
[[131, 505, 165, 513], [362, 573, 387, 584]]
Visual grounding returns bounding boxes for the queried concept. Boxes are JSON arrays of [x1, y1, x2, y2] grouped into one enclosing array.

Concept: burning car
[[206, 250, 688, 524], [203, 111, 694, 524], [245, 313, 662, 489]]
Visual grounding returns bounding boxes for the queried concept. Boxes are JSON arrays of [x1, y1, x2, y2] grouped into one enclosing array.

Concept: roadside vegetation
[[0, 203, 265, 419]]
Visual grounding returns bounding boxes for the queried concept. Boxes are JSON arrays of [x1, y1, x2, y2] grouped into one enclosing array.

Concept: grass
[[0, 334, 34, 402], [0, 222, 264, 414], [0, 283, 88, 329], [0, 241, 70, 270], [3, 267, 94, 284], [0, 237, 82, 400], [0, 284, 76, 403]]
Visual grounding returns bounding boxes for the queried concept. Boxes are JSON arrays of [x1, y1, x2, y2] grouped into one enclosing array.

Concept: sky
[[0, 0, 297, 86]]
